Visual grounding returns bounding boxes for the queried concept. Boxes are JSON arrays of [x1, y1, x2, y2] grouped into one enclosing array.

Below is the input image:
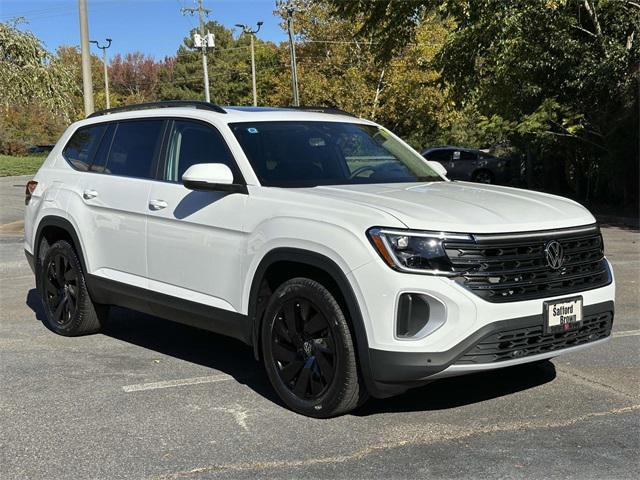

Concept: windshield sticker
[[247, 127, 259, 134]]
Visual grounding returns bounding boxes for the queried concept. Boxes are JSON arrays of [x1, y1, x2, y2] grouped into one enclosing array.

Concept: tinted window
[[104, 120, 164, 179], [63, 124, 108, 171], [90, 123, 116, 173], [165, 120, 238, 182], [231, 121, 442, 187], [425, 149, 451, 162], [459, 150, 477, 161]]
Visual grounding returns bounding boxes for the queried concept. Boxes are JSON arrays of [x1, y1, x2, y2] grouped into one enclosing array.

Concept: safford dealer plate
[[544, 296, 583, 334]]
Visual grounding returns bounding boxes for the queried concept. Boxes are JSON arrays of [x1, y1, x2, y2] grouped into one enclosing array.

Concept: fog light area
[[396, 293, 447, 339]]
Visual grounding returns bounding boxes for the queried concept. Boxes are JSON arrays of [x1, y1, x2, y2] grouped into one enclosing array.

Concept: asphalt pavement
[[1, 175, 638, 479]]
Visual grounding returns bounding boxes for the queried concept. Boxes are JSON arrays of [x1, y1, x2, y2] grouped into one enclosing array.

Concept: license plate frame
[[543, 296, 583, 334]]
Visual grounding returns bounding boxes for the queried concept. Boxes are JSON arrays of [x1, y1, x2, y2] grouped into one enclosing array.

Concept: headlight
[[367, 227, 473, 275]]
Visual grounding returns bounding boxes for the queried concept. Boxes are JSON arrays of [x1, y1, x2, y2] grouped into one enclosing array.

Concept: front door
[[145, 118, 248, 317]]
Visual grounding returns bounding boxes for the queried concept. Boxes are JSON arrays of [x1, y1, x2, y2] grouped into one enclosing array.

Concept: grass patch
[[0, 155, 46, 176]]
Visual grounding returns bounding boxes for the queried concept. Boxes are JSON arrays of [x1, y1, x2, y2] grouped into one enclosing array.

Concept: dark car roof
[[422, 145, 479, 155]]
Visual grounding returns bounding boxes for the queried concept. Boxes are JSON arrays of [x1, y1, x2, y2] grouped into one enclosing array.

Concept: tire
[[261, 277, 368, 417], [38, 240, 107, 336], [472, 169, 494, 184]]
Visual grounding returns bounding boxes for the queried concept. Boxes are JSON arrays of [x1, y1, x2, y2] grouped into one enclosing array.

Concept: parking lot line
[[122, 374, 234, 393], [612, 329, 640, 338]]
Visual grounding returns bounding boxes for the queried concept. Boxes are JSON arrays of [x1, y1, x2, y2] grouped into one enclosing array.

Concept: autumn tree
[[332, 0, 640, 204]]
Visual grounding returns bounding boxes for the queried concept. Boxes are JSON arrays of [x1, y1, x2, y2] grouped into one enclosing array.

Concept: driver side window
[[338, 130, 397, 178], [165, 120, 239, 183]]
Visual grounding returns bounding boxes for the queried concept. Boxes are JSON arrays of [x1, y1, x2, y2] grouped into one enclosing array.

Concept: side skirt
[[86, 274, 252, 344]]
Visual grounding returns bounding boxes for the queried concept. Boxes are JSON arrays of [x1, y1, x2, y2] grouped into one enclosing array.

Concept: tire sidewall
[[261, 278, 352, 417], [39, 241, 88, 335]]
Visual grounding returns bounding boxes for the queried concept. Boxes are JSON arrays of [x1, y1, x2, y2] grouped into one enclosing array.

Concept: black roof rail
[[87, 100, 227, 118], [282, 105, 357, 117]]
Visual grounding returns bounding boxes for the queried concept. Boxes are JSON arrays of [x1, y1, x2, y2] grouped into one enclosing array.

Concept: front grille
[[445, 226, 611, 302], [455, 311, 613, 364]]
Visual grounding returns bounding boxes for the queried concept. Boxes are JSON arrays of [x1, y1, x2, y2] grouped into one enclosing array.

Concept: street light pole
[[235, 22, 263, 107], [90, 38, 112, 109], [78, 0, 94, 115]]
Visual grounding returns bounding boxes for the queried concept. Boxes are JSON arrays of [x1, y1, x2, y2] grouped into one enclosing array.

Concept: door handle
[[83, 189, 98, 200], [148, 199, 168, 211]]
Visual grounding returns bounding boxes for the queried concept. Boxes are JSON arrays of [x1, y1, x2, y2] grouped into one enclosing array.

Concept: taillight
[[25, 181, 38, 205]]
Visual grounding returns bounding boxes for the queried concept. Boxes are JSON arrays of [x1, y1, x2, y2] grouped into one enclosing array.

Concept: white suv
[[24, 101, 615, 417]]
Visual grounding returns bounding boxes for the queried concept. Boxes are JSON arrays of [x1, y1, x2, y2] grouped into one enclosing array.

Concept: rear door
[[145, 118, 248, 315], [453, 149, 479, 179], [72, 118, 165, 287]]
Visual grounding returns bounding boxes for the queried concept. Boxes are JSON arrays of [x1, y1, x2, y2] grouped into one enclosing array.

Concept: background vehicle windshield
[[230, 121, 443, 187]]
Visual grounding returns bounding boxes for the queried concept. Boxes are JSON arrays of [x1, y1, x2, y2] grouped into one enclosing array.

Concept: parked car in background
[[422, 146, 512, 184], [27, 144, 55, 155]]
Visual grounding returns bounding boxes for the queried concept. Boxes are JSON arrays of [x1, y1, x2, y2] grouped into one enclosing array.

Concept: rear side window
[[90, 123, 115, 173], [165, 120, 239, 182], [425, 150, 451, 162], [62, 124, 108, 171], [104, 120, 164, 179], [458, 150, 477, 161]]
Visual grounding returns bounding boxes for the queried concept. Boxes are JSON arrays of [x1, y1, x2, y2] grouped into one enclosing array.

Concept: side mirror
[[427, 160, 448, 177], [182, 163, 247, 194]]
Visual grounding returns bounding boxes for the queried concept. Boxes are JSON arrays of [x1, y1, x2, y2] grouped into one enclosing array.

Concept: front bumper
[[368, 300, 613, 394]]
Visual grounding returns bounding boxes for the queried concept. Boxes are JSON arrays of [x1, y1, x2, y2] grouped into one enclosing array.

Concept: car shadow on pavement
[[353, 360, 557, 416], [26, 288, 46, 322], [25, 288, 557, 415], [100, 305, 281, 403]]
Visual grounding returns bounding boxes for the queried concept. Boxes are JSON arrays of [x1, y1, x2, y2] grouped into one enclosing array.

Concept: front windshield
[[230, 121, 444, 187]]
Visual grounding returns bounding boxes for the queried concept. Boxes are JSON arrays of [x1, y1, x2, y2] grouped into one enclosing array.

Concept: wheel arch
[[35, 216, 88, 274], [248, 248, 375, 393]]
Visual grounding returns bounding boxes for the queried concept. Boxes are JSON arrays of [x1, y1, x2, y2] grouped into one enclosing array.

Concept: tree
[[109, 52, 162, 102], [332, 0, 640, 205], [0, 20, 78, 153], [0, 20, 77, 115], [269, 0, 473, 149], [158, 21, 282, 105]]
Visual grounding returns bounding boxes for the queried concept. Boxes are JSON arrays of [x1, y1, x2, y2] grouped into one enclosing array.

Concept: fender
[[247, 247, 377, 395], [34, 215, 88, 272]]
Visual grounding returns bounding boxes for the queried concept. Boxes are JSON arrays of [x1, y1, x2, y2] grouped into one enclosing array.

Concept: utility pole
[[181, 0, 212, 102], [78, 0, 94, 115], [90, 38, 112, 109], [277, 1, 300, 106], [235, 22, 263, 106]]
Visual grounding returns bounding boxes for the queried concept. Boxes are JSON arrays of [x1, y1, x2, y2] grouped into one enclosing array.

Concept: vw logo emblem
[[544, 240, 564, 270]]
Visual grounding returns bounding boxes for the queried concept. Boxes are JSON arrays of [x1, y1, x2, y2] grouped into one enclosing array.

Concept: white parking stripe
[[612, 329, 640, 338], [122, 374, 234, 393]]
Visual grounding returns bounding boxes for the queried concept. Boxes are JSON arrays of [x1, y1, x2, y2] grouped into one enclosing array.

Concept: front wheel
[[472, 169, 494, 184], [261, 278, 367, 417]]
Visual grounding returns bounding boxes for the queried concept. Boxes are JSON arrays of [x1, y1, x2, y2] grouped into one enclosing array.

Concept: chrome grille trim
[[445, 225, 611, 302]]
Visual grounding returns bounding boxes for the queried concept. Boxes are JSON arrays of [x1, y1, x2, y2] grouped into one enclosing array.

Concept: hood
[[305, 181, 595, 233]]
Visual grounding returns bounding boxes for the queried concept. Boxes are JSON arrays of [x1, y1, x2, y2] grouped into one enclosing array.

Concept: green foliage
[[331, 0, 640, 204], [0, 154, 45, 176], [0, 20, 77, 117]]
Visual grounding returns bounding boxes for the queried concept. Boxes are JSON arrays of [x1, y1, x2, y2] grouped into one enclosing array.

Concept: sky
[[0, 0, 289, 59]]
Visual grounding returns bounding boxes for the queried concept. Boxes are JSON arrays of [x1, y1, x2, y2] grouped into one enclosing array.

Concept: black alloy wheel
[[43, 252, 80, 327], [261, 277, 367, 417], [39, 240, 105, 336], [271, 298, 336, 399]]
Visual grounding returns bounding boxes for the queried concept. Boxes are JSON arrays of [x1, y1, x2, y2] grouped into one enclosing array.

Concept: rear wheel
[[261, 277, 367, 417], [39, 240, 107, 336]]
